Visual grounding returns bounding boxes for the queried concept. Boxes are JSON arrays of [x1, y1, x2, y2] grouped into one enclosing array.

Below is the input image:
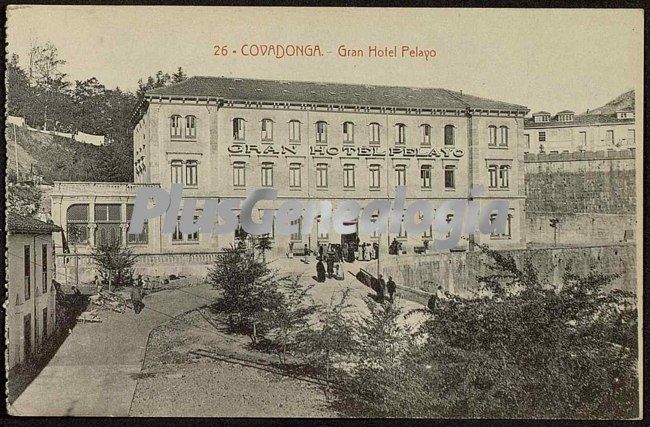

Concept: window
[[41, 244, 48, 294], [289, 120, 301, 142], [488, 126, 497, 146], [499, 165, 510, 188], [420, 165, 432, 189], [421, 124, 432, 146], [539, 131, 546, 142], [579, 131, 587, 149], [187, 216, 200, 242], [369, 123, 381, 145], [66, 204, 89, 244], [289, 163, 301, 188], [185, 160, 198, 187], [233, 162, 246, 187], [170, 115, 182, 138], [444, 165, 456, 189], [24, 245, 31, 301], [445, 214, 454, 238], [316, 121, 328, 143], [261, 162, 274, 187], [343, 122, 354, 143], [628, 129, 635, 144], [126, 204, 148, 244], [369, 164, 381, 189], [233, 118, 245, 141], [343, 164, 356, 188], [370, 214, 380, 239], [172, 217, 183, 241], [606, 130, 614, 145], [43, 308, 48, 338], [444, 125, 455, 146], [290, 218, 302, 241], [499, 126, 508, 146], [316, 216, 328, 241], [396, 124, 406, 145], [488, 165, 498, 188], [525, 134, 531, 149], [185, 116, 196, 139], [171, 160, 183, 184], [261, 119, 273, 141], [316, 163, 328, 188], [395, 164, 407, 186], [490, 213, 512, 239], [95, 204, 122, 246], [172, 215, 199, 242]]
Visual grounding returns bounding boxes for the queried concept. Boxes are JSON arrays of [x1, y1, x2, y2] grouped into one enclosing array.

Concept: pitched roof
[[524, 112, 635, 128], [557, 110, 575, 114], [144, 76, 528, 112], [7, 212, 62, 234]]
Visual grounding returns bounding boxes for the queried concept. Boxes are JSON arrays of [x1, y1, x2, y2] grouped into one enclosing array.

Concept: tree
[[208, 245, 286, 344], [6, 53, 31, 118], [28, 41, 68, 90], [90, 241, 138, 291], [171, 67, 188, 83]]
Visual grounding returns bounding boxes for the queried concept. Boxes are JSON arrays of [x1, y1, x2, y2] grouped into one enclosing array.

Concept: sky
[[6, 6, 643, 115]]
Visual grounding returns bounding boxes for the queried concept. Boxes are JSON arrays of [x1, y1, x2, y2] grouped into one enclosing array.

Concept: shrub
[[208, 245, 286, 344], [90, 241, 138, 290]]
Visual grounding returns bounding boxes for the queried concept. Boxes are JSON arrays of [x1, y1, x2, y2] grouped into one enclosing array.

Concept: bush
[[208, 245, 286, 344], [325, 245, 638, 418], [90, 241, 137, 290]]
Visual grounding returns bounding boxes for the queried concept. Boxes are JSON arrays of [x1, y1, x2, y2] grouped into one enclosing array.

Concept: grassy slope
[[6, 124, 106, 184]]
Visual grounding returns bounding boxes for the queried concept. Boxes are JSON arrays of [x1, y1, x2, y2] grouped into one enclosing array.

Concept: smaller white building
[[6, 213, 61, 370]]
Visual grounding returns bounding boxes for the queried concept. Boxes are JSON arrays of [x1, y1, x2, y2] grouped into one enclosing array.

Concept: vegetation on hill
[[6, 42, 188, 184], [585, 90, 635, 115]]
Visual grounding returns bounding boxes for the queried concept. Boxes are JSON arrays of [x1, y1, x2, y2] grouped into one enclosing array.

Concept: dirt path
[[10, 284, 217, 416]]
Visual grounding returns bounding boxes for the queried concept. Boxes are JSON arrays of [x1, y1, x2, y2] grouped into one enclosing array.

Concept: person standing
[[386, 276, 396, 302], [131, 281, 145, 314], [377, 274, 386, 302], [326, 252, 335, 279], [316, 258, 326, 282], [94, 275, 102, 294]]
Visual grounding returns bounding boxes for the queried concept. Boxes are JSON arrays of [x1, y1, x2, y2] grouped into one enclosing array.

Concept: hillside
[[5, 124, 128, 184], [585, 90, 634, 115]]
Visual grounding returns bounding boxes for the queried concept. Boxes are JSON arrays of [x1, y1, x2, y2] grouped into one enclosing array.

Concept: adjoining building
[[51, 76, 529, 282], [524, 90, 636, 153], [6, 213, 61, 370]]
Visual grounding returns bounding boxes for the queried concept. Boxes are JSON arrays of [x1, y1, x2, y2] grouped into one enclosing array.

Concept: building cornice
[[131, 94, 528, 127]]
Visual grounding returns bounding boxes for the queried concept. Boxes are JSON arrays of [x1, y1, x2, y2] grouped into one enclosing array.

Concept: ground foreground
[[9, 257, 425, 416], [9, 284, 217, 416], [130, 257, 426, 417]]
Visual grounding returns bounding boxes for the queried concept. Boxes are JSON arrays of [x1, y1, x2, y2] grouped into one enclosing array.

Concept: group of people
[[316, 244, 345, 282], [355, 242, 379, 261], [388, 238, 404, 255], [370, 274, 397, 303]]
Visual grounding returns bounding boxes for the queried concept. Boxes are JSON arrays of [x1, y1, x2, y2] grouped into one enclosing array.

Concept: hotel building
[[51, 76, 529, 274]]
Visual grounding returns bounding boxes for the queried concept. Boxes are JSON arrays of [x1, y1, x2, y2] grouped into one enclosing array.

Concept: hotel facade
[[51, 77, 529, 277]]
